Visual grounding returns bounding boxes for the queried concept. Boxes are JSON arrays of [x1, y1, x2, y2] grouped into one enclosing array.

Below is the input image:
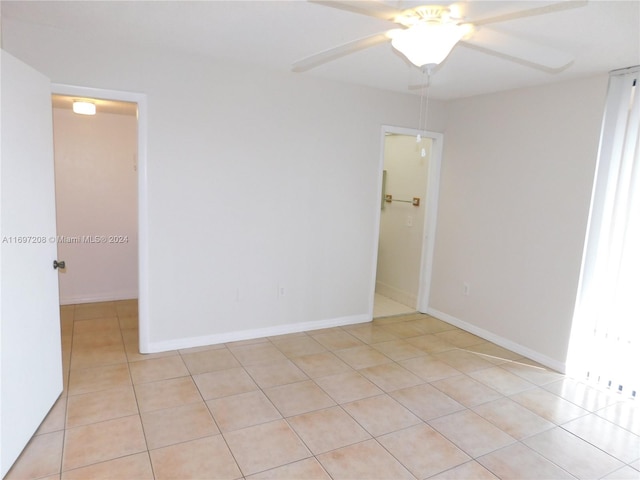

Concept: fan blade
[[462, 27, 574, 70], [292, 31, 393, 72], [472, 0, 587, 26], [309, 0, 403, 22]]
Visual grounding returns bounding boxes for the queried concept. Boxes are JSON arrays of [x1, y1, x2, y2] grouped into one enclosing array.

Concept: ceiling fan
[[292, 0, 586, 73]]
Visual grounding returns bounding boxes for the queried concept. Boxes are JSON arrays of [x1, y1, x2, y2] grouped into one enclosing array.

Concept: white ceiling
[[2, 0, 639, 100]]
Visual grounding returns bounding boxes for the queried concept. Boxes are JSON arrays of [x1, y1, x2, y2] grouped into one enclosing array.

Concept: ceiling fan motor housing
[[292, 1, 584, 73], [400, 5, 461, 27]]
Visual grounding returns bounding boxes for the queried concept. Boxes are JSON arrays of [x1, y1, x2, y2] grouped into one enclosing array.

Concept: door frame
[[51, 83, 150, 353], [371, 125, 443, 314]]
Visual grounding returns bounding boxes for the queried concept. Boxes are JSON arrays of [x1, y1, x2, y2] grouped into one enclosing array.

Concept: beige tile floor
[[373, 293, 415, 318], [6, 300, 640, 480]]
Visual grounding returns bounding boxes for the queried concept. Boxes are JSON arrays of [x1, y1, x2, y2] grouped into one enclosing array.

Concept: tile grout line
[[118, 309, 157, 480], [176, 346, 246, 480], [14, 303, 639, 479], [57, 303, 76, 478]]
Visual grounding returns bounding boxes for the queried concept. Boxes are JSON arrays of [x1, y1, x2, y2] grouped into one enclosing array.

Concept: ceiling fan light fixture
[[391, 22, 468, 67]]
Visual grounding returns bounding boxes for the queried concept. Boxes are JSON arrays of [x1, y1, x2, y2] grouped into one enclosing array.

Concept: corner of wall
[[427, 308, 567, 373]]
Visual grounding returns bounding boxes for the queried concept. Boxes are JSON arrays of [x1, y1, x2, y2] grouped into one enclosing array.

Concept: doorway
[[373, 126, 442, 318], [50, 83, 149, 352], [52, 94, 138, 305]]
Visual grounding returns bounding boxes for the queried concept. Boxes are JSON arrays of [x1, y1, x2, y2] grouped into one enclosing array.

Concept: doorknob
[[53, 260, 66, 270]]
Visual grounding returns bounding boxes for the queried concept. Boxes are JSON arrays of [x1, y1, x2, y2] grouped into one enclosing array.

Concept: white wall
[[376, 134, 430, 308], [53, 108, 138, 304], [431, 75, 608, 370], [2, 18, 446, 351], [3, 16, 608, 369]]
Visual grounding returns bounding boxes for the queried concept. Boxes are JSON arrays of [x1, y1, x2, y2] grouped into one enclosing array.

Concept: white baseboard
[[375, 282, 417, 309], [142, 313, 372, 354], [427, 308, 567, 373], [60, 291, 138, 305]]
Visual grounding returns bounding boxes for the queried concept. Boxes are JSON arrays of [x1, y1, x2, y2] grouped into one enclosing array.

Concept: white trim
[[50, 83, 149, 353], [418, 131, 443, 313], [370, 126, 443, 317], [428, 308, 567, 373], [59, 292, 138, 305], [144, 314, 370, 353], [368, 130, 387, 318]]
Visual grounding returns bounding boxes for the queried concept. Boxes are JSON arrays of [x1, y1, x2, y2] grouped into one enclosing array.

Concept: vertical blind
[[569, 66, 640, 399]]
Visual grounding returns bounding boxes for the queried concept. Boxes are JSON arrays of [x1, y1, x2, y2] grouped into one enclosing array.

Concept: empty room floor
[[373, 293, 416, 318], [6, 300, 639, 480]]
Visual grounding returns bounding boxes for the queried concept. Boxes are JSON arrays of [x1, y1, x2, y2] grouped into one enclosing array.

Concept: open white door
[[1, 50, 63, 477]]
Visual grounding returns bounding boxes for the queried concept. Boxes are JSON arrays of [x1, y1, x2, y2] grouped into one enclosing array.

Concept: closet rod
[[384, 194, 420, 207]]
